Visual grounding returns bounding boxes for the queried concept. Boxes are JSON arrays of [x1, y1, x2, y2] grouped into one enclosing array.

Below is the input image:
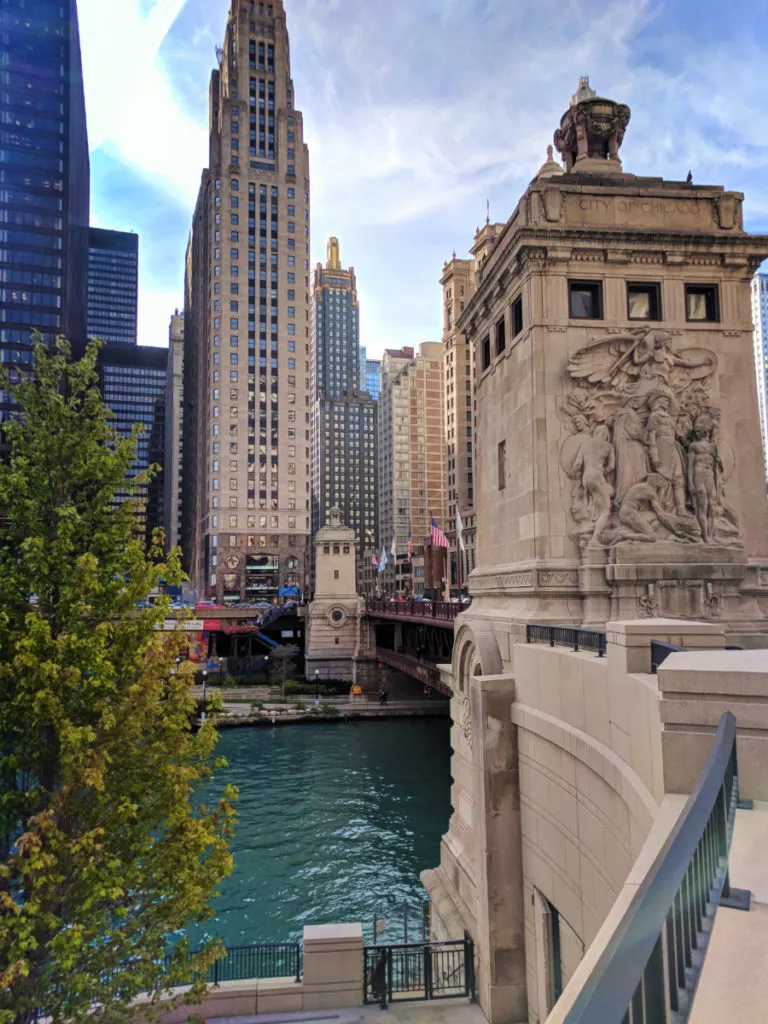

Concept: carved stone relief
[[559, 327, 742, 551], [461, 697, 472, 749]]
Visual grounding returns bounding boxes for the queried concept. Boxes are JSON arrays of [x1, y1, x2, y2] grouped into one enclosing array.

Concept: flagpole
[[456, 527, 462, 602]]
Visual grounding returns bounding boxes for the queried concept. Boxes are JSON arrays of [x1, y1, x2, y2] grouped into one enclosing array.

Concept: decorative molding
[[758, 568, 768, 587], [538, 570, 580, 587], [461, 697, 472, 750], [472, 570, 534, 592], [547, 325, 569, 333]]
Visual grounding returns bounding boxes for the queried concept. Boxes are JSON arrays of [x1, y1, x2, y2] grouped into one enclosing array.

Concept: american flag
[[407, 525, 412, 562], [431, 517, 448, 548], [371, 552, 379, 567]]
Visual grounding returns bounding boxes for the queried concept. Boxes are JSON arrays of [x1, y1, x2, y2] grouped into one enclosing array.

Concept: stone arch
[[453, 624, 503, 691]]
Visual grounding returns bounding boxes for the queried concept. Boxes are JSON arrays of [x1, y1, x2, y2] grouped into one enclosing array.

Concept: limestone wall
[[513, 642, 663, 1022]]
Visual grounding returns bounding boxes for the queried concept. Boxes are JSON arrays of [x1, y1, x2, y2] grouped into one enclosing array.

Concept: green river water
[[186, 718, 451, 948]]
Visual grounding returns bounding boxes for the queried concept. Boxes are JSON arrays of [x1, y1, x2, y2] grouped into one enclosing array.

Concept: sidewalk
[[208, 999, 485, 1024]]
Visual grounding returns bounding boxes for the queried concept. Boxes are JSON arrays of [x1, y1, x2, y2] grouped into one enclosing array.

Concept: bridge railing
[[366, 599, 468, 622], [525, 622, 607, 657], [555, 711, 740, 1024]]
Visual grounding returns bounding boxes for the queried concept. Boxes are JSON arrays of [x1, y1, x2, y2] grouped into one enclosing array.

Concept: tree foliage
[[0, 339, 237, 1023]]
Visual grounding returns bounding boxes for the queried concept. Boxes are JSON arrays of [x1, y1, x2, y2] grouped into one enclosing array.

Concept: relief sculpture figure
[[687, 425, 718, 543], [561, 328, 742, 550], [613, 395, 648, 506], [646, 393, 687, 516], [572, 423, 615, 546]]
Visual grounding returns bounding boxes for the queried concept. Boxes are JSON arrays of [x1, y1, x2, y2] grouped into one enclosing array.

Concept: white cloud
[[78, 0, 208, 208]]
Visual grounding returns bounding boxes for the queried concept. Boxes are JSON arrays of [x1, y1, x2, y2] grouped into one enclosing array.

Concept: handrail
[[366, 599, 468, 623], [525, 623, 606, 657], [560, 711, 739, 1023], [166, 940, 302, 985], [650, 639, 685, 674]]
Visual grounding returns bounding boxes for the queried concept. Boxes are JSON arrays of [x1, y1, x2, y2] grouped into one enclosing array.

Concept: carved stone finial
[[452, 250, 456, 258], [547, 144, 554, 160], [554, 78, 631, 175]]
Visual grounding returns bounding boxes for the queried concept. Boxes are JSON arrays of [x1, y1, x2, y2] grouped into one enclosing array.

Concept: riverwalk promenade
[[190, 687, 449, 726]]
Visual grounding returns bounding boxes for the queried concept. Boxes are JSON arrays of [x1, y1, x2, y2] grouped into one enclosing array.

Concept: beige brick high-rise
[[377, 343, 447, 594], [183, 0, 310, 603]]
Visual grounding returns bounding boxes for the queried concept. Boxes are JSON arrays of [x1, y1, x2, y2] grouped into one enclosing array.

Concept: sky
[[77, 0, 768, 355]]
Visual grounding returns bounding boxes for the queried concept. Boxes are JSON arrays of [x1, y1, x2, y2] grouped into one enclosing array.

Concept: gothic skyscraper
[[183, 0, 310, 603], [310, 238, 377, 564]]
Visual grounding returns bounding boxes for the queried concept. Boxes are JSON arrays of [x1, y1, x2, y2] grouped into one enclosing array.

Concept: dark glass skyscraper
[[0, 0, 90, 421], [98, 343, 168, 546], [87, 228, 139, 344], [310, 238, 377, 561]]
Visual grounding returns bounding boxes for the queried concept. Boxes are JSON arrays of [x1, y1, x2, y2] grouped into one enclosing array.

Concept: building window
[[481, 334, 491, 370], [498, 439, 506, 490], [627, 282, 661, 321], [323, 544, 330, 554], [685, 284, 719, 322], [569, 280, 603, 320], [512, 295, 523, 337], [334, 570, 340, 579], [496, 316, 506, 356]]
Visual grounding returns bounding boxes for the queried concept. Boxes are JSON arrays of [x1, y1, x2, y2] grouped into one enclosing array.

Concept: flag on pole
[[456, 508, 466, 553], [407, 525, 413, 562], [378, 546, 388, 573], [391, 534, 397, 559], [431, 517, 449, 548], [371, 551, 379, 568]]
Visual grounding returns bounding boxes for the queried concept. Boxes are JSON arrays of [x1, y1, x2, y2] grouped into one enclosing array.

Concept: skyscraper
[[98, 343, 168, 546], [182, 0, 311, 604], [377, 343, 446, 593], [0, 0, 90, 447], [751, 270, 768, 468], [87, 228, 139, 345], [310, 237, 377, 560], [365, 358, 381, 400], [164, 312, 185, 551]]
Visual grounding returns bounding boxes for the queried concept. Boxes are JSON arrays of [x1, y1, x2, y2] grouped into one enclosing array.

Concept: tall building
[[441, 220, 505, 589], [750, 270, 768, 464], [359, 344, 367, 393], [87, 228, 139, 344], [182, 0, 311, 604], [377, 343, 447, 586], [164, 312, 185, 551], [98, 343, 168, 546], [365, 358, 381, 399], [310, 237, 377, 561], [0, 0, 90, 446]]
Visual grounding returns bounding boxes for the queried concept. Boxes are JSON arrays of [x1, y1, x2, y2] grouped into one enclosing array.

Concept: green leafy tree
[[0, 339, 237, 1023]]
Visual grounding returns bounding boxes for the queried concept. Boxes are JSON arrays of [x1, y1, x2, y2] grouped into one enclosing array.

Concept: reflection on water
[[187, 718, 451, 946]]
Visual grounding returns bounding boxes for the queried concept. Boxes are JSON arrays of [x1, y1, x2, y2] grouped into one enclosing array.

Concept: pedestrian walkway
[[207, 998, 485, 1024]]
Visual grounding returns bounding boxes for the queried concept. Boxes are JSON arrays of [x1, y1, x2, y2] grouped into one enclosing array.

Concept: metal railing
[[650, 640, 685, 674], [559, 711, 740, 1023], [363, 933, 475, 1005], [525, 623, 607, 657], [366, 599, 467, 623], [166, 941, 302, 985]]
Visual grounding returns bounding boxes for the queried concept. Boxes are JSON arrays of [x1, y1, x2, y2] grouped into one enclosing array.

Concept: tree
[[267, 646, 299, 693], [0, 338, 237, 1023]]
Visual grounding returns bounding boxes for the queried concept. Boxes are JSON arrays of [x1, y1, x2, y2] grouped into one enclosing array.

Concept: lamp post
[[201, 670, 207, 703], [175, 656, 181, 674], [314, 669, 320, 705]]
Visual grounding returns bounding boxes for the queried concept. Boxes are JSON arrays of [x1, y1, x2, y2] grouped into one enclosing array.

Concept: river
[[186, 718, 451, 948]]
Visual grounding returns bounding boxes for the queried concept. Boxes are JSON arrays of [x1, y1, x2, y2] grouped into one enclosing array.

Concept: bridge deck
[[366, 599, 467, 629]]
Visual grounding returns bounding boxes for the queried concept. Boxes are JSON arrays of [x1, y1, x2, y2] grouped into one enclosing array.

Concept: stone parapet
[[302, 922, 364, 1011], [659, 648, 768, 799]]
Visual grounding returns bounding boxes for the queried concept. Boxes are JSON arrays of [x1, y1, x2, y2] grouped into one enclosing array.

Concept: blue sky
[[77, 0, 768, 353]]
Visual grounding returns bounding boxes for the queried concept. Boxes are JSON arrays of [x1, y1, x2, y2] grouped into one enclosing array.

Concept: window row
[[568, 279, 721, 323]]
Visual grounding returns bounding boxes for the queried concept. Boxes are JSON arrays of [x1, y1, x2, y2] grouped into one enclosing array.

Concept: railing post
[[424, 944, 432, 999]]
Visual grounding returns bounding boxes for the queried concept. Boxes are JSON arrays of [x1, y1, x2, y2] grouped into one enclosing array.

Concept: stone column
[[469, 673, 528, 1023], [302, 923, 363, 1011]]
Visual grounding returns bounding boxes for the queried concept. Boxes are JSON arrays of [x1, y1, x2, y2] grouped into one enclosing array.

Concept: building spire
[[486, 198, 490, 226], [327, 236, 341, 270]]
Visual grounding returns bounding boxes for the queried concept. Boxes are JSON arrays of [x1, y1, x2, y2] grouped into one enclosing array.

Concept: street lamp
[[174, 656, 181, 675], [201, 670, 207, 703], [314, 669, 320, 704]]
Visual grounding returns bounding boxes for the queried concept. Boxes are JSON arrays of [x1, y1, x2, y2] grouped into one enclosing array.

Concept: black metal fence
[[650, 640, 685, 674], [526, 623, 607, 657], [363, 933, 475, 1005], [166, 941, 302, 985], [559, 711, 741, 1023]]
